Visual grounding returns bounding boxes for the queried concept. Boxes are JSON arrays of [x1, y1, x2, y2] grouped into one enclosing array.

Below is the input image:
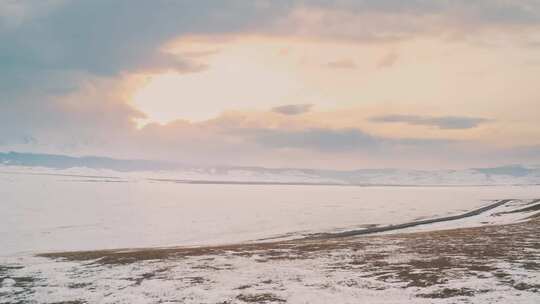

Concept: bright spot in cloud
[[132, 36, 313, 124]]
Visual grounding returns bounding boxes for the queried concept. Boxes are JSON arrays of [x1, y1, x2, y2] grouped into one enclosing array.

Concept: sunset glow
[[2, 1, 540, 168]]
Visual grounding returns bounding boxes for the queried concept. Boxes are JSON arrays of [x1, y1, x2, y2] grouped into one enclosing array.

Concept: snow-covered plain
[[2, 167, 540, 256], [1, 204, 538, 304], [1, 166, 540, 303]]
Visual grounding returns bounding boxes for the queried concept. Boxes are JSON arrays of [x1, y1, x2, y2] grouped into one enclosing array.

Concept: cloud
[[2, 1, 539, 94], [253, 128, 379, 152], [2, 1, 538, 98], [250, 127, 454, 152], [276, 1, 540, 45], [377, 51, 398, 68], [1, 1, 538, 168], [0, 0, 309, 115], [272, 104, 314, 115], [324, 59, 357, 69], [0, 0, 291, 151], [370, 115, 491, 129], [0, 102, 533, 169], [128, 114, 457, 167]]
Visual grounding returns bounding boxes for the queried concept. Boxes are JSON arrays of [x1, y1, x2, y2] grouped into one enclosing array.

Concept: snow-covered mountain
[[1, 151, 539, 186]]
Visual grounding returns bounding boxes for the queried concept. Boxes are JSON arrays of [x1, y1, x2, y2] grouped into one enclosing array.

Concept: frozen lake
[[2, 171, 540, 256]]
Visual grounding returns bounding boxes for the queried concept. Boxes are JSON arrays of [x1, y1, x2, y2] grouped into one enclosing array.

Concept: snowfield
[[2, 167, 540, 256], [1, 200, 539, 303], [1, 166, 539, 303]]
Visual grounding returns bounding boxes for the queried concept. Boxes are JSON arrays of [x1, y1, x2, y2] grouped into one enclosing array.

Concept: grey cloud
[[494, 145, 540, 160], [4, 0, 536, 95], [140, 114, 453, 155], [272, 104, 314, 115], [280, 0, 540, 43], [377, 52, 398, 68], [305, 0, 540, 26], [247, 127, 452, 153], [0, 0, 292, 147], [0, 103, 527, 168], [0, 0, 537, 166], [254, 128, 379, 151], [0, 1, 287, 80], [370, 115, 491, 129], [2, 0, 538, 97]]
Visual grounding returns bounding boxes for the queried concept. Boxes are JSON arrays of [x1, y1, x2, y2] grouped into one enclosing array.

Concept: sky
[[1, 0, 540, 169]]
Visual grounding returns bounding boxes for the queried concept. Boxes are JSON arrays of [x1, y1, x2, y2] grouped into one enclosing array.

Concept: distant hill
[[1, 151, 539, 185], [473, 165, 534, 177], [0, 151, 177, 172]]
